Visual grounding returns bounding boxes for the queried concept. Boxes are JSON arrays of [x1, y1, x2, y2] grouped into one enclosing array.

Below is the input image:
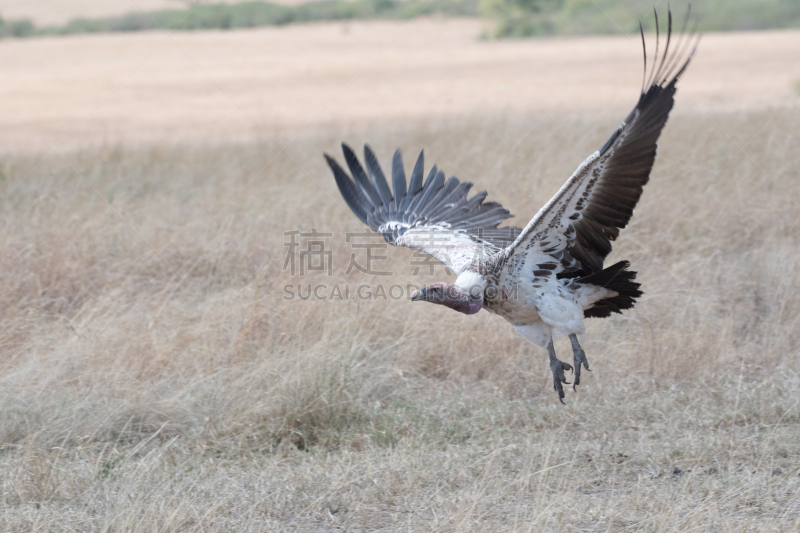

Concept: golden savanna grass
[[1, 21, 800, 533], [2, 108, 800, 531]]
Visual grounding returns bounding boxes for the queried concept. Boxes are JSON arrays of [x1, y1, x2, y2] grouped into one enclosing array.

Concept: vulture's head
[[410, 282, 483, 315]]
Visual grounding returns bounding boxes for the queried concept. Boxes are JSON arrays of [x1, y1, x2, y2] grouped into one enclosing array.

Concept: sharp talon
[[568, 335, 591, 392], [547, 340, 573, 405]]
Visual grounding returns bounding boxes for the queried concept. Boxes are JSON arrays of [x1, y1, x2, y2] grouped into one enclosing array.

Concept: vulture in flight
[[324, 9, 697, 402]]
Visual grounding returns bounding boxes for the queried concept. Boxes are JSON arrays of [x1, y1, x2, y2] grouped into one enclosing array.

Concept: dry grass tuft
[[1, 108, 800, 531]]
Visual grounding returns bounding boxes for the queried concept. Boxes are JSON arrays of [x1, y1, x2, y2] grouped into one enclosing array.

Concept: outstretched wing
[[325, 144, 522, 275], [497, 8, 698, 278]]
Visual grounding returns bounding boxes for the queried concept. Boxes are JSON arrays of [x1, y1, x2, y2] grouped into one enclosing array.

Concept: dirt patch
[[0, 18, 798, 154]]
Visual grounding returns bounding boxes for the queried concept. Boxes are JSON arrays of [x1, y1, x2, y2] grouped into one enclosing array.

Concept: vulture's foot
[[569, 334, 591, 391], [547, 340, 572, 404]]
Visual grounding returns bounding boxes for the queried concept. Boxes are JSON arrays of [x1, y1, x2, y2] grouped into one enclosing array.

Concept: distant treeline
[[0, 0, 476, 37], [481, 0, 800, 38], [1, 0, 799, 39]]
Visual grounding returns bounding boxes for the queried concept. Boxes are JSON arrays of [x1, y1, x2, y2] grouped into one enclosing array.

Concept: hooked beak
[[410, 288, 425, 302]]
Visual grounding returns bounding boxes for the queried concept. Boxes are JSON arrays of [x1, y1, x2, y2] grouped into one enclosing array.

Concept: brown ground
[[1, 19, 800, 532], [0, 19, 798, 154]]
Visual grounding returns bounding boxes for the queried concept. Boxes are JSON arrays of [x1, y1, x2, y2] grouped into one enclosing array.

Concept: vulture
[[324, 9, 697, 403]]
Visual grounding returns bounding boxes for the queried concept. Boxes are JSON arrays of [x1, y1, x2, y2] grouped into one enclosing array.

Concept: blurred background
[[0, 1, 799, 531], [0, 0, 798, 151]]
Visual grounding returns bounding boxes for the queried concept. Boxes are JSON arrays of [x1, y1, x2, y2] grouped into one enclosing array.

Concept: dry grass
[[1, 104, 799, 531], [2, 20, 799, 153]]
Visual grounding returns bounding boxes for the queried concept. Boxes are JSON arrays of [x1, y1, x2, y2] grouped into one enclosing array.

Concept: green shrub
[[480, 0, 563, 37], [43, 0, 480, 36], [482, 0, 800, 38], [0, 15, 35, 38]]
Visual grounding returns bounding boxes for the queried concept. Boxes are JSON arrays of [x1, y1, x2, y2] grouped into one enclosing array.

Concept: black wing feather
[[405, 151, 425, 210], [418, 176, 460, 219], [326, 146, 522, 249], [407, 164, 437, 216], [412, 171, 445, 218], [391, 149, 407, 211], [342, 143, 382, 209], [364, 145, 393, 206], [324, 154, 371, 225], [565, 8, 697, 273]]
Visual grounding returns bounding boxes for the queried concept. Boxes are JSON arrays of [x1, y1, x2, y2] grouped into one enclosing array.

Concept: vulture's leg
[[547, 340, 572, 404], [569, 334, 591, 391]]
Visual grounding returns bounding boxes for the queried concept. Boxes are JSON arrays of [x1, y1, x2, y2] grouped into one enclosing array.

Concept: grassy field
[[1, 20, 800, 532], [2, 106, 800, 532]]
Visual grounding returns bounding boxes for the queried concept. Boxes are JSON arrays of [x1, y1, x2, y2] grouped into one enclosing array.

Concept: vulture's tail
[[579, 261, 643, 319]]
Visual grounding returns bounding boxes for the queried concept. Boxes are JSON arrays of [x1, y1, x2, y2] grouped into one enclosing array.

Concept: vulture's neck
[[455, 271, 488, 298]]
